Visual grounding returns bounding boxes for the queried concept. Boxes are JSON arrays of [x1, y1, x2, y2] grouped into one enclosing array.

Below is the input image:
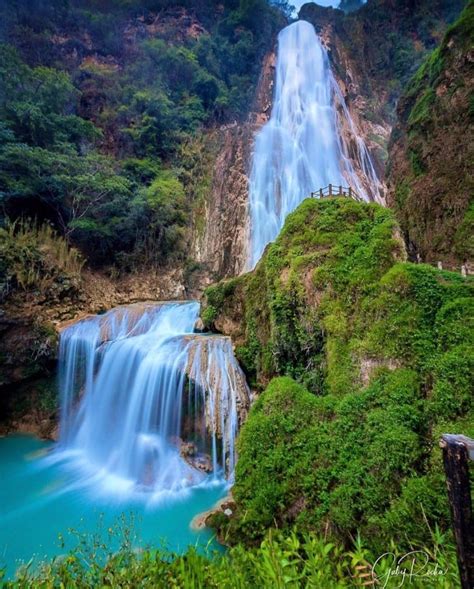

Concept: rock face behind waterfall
[[190, 50, 277, 278], [57, 302, 250, 494]]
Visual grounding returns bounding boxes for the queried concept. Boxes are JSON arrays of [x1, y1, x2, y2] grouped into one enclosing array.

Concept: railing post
[[438, 261, 443, 271], [320, 188, 323, 198], [440, 434, 474, 589], [462, 265, 467, 277], [348, 187, 352, 199], [339, 185, 342, 195], [328, 183, 332, 197]]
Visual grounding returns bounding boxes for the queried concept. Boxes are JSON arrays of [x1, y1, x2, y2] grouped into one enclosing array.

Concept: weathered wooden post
[[439, 434, 474, 589], [339, 185, 342, 195], [328, 183, 332, 197], [320, 188, 323, 198], [462, 265, 467, 277], [348, 187, 352, 199]]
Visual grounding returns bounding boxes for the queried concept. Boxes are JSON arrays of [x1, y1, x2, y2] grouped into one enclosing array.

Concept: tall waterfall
[[56, 302, 249, 498], [247, 20, 382, 268]]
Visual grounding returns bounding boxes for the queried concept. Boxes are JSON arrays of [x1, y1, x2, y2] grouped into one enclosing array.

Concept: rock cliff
[[191, 50, 276, 278], [386, 2, 473, 266]]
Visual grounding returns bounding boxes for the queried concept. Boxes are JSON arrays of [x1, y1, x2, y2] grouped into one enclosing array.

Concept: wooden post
[[462, 265, 467, 277], [440, 434, 474, 589], [339, 185, 342, 195], [328, 183, 332, 197], [320, 188, 323, 198], [438, 261, 443, 270], [348, 187, 352, 199]]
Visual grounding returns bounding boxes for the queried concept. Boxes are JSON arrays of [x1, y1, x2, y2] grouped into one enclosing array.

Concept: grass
[[0, 523, 460, 588], [0, 218, 84, 298]]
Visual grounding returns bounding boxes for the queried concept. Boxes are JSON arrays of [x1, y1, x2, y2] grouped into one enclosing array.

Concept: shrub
[[0, 218, 84, 300], [1, 524, 459, 588]]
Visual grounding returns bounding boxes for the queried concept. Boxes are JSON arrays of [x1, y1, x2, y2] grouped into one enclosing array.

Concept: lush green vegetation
[[337, 0, 364, 13], [0, 218, 84, 301], [203, 198, 474, 549], [0, 0, 287, 269], [1, 523, 460, 587], [1, 2, 471, 585]]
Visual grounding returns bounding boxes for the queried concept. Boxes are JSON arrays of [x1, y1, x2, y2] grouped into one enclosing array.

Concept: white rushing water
[[56, 302, 249, 500], [247, 20, 382, 268]]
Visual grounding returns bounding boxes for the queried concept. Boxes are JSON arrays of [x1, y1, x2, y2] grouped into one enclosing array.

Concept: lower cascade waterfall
[[247, 20, 383, 269], [56, 302, 250, 498]]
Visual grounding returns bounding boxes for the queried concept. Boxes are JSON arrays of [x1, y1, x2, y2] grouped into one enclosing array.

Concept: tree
[[338, 0, 365, 13]]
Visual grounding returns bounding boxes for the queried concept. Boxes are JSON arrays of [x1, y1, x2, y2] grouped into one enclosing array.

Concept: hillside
[[202, 196, 474, 549], [0, 0, 286, 269], [387, 1, 474, 266]]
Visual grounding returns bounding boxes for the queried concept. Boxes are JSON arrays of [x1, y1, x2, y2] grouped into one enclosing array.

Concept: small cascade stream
[[247, 20, 382, 268], [56, 302, 249, 498]]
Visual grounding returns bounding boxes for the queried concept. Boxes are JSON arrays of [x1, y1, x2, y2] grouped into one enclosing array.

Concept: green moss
[[454, 202, 474, 260], [443, 0, 474, 51], [207, 197, 474, 549], [202, 277, 240, 329], [394, 179, 410, 208], [408, 87, 436, 129]]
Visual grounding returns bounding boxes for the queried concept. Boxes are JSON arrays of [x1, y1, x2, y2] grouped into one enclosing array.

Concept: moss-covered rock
[[203, 198, 406, 390], [204, 197, 474, 549]]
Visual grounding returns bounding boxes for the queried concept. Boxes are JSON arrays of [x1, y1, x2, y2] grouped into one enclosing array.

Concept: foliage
[[203, 198, 474, 548], [0, 522, 460, 588], [0, 0, 286, 268], [0, 218, 84, 300], [338, 0, 364, 13]]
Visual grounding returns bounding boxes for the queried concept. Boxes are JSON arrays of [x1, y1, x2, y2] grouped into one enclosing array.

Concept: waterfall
[[56, 302, 249, 498], [247, 20, 382, 269]]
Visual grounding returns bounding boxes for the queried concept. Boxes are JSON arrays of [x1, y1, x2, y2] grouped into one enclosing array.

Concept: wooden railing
[[440, 434, 474, 588], [310, 184, 364, 203]]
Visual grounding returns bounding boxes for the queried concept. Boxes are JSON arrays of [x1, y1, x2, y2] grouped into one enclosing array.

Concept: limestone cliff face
[[192, 51, 276, 279], [386, 3, 474, 266]]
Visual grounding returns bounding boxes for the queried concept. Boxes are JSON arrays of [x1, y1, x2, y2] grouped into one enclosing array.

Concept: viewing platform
[[310, 184, 364, 202]]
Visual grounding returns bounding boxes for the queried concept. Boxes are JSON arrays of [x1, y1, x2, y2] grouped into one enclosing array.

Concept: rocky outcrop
[[180, 441, 213, 474], [193, 51, 276, 278], [182, 334, 251, 436], [201, 198, 408, 392], [386, 2, 474, 266], [0, 314, 58, 438]]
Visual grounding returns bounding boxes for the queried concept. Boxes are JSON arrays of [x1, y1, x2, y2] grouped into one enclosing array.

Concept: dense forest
[[0, 0, 472, 586], [0, 0, 286, 269]]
